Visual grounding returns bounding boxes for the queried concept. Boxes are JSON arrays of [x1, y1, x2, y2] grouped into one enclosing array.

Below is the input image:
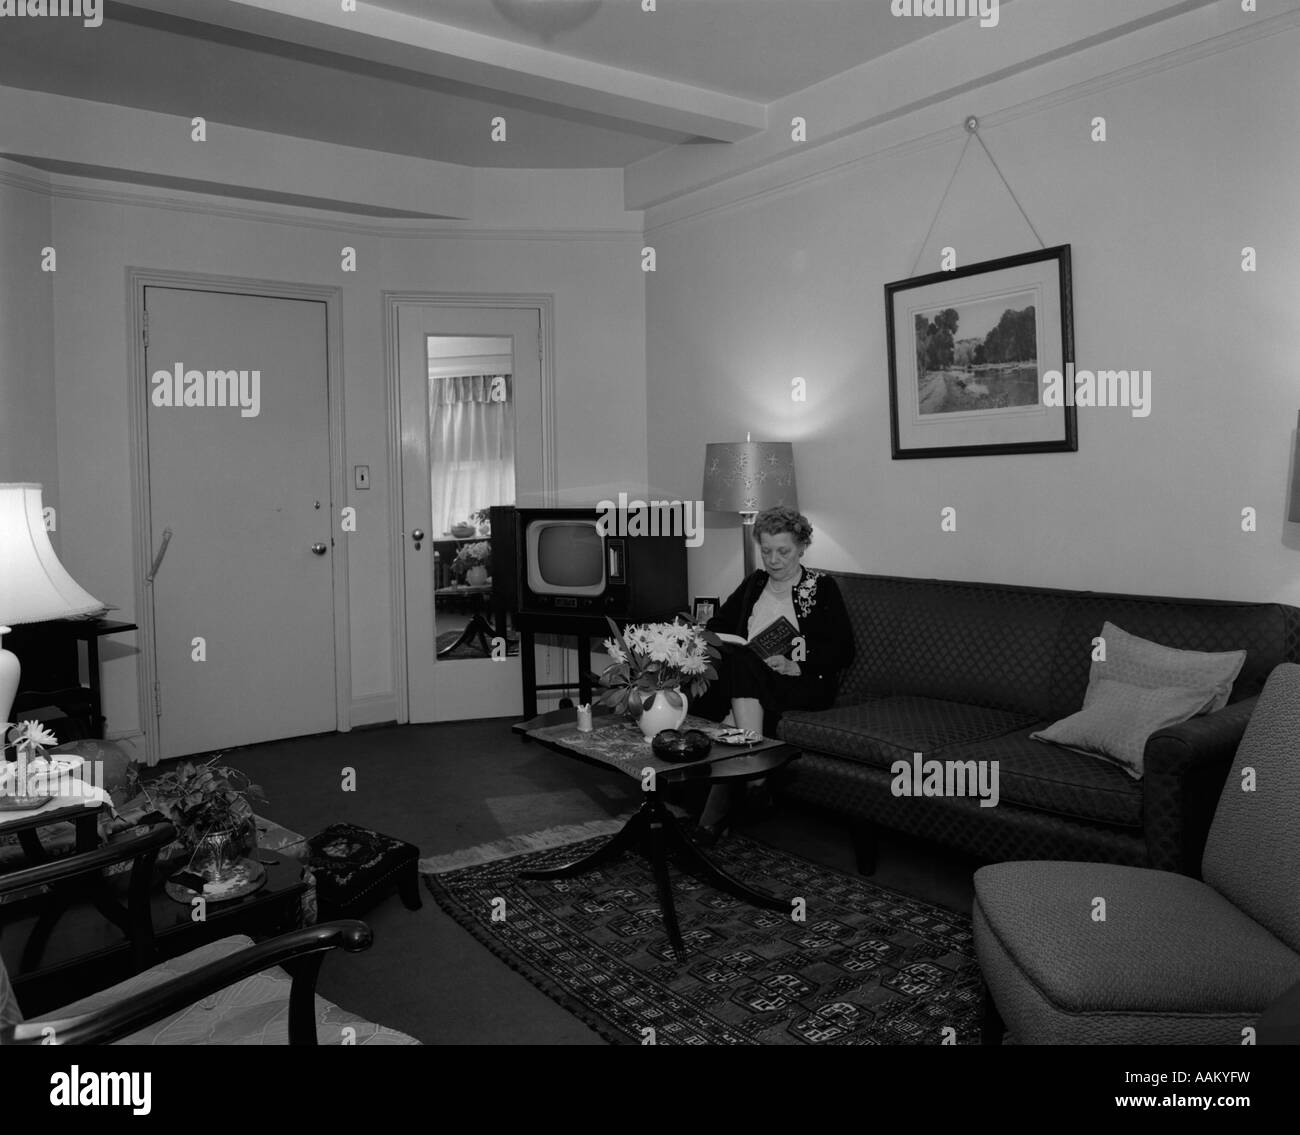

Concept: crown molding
[[642, 4, 1300, 237], [0, 161, 641, 241]]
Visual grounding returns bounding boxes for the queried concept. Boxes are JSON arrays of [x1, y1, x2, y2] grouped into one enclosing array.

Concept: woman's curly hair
[[752, 505, 812, 547]]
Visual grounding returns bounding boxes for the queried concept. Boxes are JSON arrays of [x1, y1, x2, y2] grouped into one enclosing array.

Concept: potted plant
[[592, 616, 719, 740], [127, 755, 266, 882], [473, 507, 492, 536], [452, 540, 493, 586]]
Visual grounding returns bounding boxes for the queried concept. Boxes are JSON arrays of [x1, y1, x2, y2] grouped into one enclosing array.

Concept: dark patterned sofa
[[777, 572, 1300, 877]]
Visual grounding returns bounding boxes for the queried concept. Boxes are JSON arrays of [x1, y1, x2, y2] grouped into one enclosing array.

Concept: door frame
[[126, 268, 352, 765], [382, 291, 557, 724]]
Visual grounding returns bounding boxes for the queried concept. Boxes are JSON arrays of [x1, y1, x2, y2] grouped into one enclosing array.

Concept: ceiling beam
[[117, 0, 766, 143]]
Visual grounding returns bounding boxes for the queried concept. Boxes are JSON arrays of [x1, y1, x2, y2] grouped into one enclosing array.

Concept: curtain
[[429, 374, 515, 538]]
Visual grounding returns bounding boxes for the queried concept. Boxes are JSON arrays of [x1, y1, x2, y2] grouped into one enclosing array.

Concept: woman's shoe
[[694, 816, 732, 849]]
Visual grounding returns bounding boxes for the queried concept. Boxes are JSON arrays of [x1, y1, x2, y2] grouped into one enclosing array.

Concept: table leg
[[577, 634, 593, 706], [660, 813, 790, 912], [646, 806, 686, 961], [521, 627, 537, 719], [519, 806, 647, 879]]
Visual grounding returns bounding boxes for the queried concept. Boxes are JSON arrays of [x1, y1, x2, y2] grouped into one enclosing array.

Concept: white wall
[[0, 172, 57, 511], [646, 21, 1300, 610], [46, 186, 646, 738]]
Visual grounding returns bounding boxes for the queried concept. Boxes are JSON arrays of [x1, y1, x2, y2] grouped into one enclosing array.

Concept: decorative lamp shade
[[702, 441, 798, 514], [0, 483, 106, 625]]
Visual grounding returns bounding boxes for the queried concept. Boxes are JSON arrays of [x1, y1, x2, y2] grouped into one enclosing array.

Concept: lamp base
[[0, 627, 19, 729], [740, 512, 758, 577]]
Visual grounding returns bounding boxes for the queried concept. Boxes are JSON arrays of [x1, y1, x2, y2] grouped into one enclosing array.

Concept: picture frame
[[885, 245, 1076, 459], [691, 596, 719, 625]]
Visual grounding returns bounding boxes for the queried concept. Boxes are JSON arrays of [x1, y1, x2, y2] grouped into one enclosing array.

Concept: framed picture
[[692, 596, 719, 624], [885, 245, 1076, 459]]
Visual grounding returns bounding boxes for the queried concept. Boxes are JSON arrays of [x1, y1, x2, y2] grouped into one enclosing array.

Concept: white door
[[397, 305, 542, 722], [145, 287, 338, 757]]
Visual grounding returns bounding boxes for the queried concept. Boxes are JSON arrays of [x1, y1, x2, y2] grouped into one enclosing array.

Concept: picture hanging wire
[[908, 115, 1047, 279]]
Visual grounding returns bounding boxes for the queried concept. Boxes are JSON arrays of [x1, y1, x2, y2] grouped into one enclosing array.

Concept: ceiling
[[0, 0, 968, 170]]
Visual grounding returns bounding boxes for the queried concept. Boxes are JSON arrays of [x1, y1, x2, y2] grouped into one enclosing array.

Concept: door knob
[[311, 543, 328, 555], [411, 528, 424, 551]]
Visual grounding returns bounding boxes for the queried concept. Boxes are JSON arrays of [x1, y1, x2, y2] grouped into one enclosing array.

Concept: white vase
[[466, 565, 489, 586], [636, 688, 689, 740]]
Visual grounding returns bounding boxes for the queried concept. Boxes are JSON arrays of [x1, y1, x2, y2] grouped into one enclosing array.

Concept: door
[[145, 287, 338, 758], [397, 305, 542, 721]]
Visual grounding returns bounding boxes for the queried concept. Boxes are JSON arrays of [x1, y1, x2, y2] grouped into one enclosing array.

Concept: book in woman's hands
[[713, 619, 799, 658]]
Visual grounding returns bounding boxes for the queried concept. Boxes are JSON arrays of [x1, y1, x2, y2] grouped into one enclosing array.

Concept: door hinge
[[153, 679, 162, 718], [142, 309, 149, 348], [537, 337, 542, 361]]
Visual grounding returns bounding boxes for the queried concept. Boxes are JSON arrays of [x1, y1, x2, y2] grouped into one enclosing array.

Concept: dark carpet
[[424, 830, 982, 1045], [196, 718, 979, 1044]]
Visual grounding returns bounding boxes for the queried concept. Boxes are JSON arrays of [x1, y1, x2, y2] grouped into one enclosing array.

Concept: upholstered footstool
[[303, 823, 422, 920]]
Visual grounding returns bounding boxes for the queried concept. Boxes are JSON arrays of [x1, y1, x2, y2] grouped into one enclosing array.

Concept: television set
[[490, 505, 687, 621]]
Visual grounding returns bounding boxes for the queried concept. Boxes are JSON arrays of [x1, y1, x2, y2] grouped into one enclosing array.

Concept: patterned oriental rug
[[422, 826, 983, 1045]]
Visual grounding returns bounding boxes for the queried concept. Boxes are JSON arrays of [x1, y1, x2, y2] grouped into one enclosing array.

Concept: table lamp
[[702, 436, 798, 576], [0, 483, 106, 727]]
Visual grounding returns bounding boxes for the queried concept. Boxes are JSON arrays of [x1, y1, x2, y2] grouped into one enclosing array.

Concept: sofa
[[777, 572, 1300, 876]]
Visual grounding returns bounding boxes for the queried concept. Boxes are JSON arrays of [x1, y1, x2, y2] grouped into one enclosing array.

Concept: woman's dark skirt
[[690, 642, 834, 736]]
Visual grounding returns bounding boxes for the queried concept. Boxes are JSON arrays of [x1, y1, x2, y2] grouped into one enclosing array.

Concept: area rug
[[422, 826, 983, 1045]]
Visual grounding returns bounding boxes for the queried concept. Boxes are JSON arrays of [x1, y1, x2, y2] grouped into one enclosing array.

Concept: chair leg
[[850, 821, 877, 875], [981, 985, 1005, 1046]]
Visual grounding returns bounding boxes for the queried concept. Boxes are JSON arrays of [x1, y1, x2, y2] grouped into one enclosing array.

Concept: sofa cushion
[[1047, 595, 1288, 719], [944, 727, 1143, 828], [974, 860, 1300, 1043], [778, 696, 1036, 770]]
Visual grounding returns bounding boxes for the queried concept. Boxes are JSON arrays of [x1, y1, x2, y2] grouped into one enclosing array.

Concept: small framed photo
[[692, 596, 719, 624], [885, 244, 1076, 459]]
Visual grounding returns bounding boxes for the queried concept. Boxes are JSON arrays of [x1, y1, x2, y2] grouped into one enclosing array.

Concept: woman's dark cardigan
[[705, 566, 856, 693]]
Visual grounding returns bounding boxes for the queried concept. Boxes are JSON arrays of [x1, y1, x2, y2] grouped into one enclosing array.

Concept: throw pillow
[[1086, 622, 1246, 714], [1032, 679, 1213, 778]]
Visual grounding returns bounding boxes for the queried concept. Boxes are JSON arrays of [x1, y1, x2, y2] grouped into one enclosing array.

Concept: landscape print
[[914, 291, 1039, 415]]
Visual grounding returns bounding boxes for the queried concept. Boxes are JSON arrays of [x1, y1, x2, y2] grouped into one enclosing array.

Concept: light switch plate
[[354, 465, 370, 490]]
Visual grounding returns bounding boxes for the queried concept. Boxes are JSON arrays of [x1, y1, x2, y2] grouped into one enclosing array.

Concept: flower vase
[[466, 565, 489, 587], [635, 688, 689, 740]]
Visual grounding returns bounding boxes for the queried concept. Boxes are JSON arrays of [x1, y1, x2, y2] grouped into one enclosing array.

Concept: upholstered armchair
[[973, 662, 1300, 1044]]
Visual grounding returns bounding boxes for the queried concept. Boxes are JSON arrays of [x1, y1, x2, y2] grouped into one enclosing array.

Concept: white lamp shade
[[0, 483, 105, 625]]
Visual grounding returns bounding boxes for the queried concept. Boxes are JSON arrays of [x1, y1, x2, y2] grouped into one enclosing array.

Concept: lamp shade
[[0, 483, 105, 625], [702, 441, 798, 514]]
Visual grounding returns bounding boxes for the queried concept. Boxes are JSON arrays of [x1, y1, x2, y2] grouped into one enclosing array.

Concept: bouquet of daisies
[[593, 615, 720, 716]]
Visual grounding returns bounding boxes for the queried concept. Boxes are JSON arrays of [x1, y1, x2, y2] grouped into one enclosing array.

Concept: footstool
[[302, 824, 422, 920]]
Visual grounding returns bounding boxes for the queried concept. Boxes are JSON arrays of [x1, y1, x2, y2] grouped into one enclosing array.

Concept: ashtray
[[650, 728, 714, 763]]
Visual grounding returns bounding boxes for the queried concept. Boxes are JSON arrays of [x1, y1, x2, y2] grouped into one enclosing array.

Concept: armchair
[[973, 662, 1300, 1044]]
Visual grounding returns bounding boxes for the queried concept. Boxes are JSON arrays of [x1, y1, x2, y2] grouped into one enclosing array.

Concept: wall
[[645, 20, 1300, 611], [0, 170, 57, 514], [45, 184, 645, 739]]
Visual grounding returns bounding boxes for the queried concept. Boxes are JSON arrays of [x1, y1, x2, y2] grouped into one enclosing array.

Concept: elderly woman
[[691, 505, 855, 840]]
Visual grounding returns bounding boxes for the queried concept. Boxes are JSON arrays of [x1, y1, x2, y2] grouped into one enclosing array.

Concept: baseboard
[[349, 693, 399, 728]]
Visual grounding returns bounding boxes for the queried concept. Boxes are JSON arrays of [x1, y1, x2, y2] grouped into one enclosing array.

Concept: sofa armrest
[[1142, 696, 1257, 875]]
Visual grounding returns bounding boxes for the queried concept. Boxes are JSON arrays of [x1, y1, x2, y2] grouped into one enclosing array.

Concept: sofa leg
[[980, 985, 1005, 1046], [850, 821, 877, 875]]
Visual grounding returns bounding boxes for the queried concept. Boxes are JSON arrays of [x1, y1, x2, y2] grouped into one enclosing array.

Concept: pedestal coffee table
[[513, 707, 801, 961]]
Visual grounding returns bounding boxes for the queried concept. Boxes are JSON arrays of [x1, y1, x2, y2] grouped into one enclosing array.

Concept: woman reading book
[[691, 505, 855, 842]]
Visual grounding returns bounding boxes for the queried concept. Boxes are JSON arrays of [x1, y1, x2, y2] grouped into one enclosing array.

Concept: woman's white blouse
[[747, 582, 800, 643]]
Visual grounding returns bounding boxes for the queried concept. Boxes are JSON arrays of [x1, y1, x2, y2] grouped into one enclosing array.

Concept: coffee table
[[514, 707, 801, 961]]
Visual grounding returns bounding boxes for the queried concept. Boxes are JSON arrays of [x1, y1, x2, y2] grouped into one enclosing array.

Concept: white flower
[[679, 653, 707, 675], [12, 720, 58, 749], [603, 637, 627, 664]]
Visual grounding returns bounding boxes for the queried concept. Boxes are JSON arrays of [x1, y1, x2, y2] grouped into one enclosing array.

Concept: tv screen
[[527, 520, 605, 596]]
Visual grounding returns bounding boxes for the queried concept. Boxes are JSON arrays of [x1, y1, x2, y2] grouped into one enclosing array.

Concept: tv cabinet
[[515, 611, 628, 719]]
